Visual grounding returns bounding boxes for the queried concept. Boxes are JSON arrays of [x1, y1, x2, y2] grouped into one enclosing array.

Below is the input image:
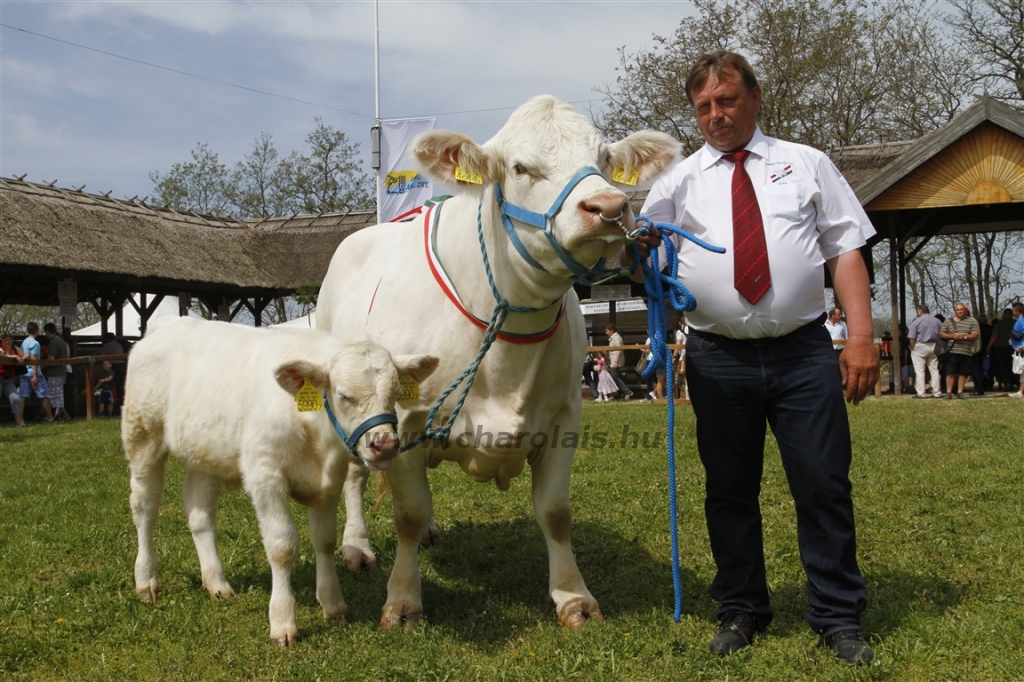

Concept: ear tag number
[[454, 166, 483, 185], [396, 375, 420, 402], [295, 378, 324, 412], [611, 167, 640, 186]]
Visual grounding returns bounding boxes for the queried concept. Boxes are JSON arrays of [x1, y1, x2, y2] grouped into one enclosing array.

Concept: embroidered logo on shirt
[[770, 165, 793, 183]]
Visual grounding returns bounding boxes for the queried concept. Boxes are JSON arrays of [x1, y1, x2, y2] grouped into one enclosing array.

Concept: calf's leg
[[127, 446, 167, 603], [183, 467, 234, 598], [308, 490, 349, 622], [249, 477, 301, 647], [340, 459, 377, 571]]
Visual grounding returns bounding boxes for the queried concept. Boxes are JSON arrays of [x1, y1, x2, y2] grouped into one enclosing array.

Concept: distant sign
[[580, 302, 610, 316], [58, 279, 77, 320], [590, 285, 631, 301], [616, 299, 648, 312]]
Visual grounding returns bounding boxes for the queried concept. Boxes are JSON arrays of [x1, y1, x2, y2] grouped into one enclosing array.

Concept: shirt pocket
[[761, 184, 805, 222]]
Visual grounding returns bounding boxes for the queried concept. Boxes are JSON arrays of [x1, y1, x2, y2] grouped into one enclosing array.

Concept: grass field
[[1, 399, 1023, 681]]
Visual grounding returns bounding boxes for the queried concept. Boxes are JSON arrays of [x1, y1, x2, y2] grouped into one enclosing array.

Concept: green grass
[[1, 399, 1023, 681]]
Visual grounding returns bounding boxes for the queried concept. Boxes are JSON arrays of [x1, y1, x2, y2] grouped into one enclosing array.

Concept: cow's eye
[[513, 163, 530, 176], [335, 390, 352, 404]]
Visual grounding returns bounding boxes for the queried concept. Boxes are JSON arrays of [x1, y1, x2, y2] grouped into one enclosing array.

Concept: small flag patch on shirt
[[770, 165, 793, 183]]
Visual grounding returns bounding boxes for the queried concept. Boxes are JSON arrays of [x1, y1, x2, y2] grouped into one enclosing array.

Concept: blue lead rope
[[631, 216, 725, 623]]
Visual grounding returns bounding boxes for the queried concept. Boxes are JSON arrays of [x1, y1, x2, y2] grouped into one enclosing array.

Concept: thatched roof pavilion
[[1, 176, 377, 330]]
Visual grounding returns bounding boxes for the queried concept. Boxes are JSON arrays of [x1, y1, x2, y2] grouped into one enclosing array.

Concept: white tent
[[72, 295, 201, 337]]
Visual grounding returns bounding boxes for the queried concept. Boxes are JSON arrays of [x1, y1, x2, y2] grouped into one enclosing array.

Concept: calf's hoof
[[341, 544, 377, 572], [380, 602, 423, 630], [557, 596, 604, 630], [419, 519, 442, 548]]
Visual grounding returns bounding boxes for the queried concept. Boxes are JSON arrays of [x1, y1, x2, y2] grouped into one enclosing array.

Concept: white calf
[[122, 317, 437, 646]]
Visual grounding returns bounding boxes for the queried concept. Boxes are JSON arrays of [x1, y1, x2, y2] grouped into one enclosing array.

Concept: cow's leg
[[182, 467, 234, 599], [308, 490, 349, 622], [340, 459, 377, 571], [127, 444, 167, 603], [249, 476, 301, 647], [530, 443, 603, 629], [381, 448, 431, 629]]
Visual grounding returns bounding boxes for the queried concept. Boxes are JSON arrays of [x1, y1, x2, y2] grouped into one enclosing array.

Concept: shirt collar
[[699, 127, 770, 170]]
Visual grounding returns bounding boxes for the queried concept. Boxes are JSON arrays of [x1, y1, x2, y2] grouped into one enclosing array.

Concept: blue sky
[[1, 1, 693, 202]]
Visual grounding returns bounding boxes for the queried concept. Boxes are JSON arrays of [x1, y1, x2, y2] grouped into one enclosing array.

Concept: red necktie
[[725, 150, 771, 304]]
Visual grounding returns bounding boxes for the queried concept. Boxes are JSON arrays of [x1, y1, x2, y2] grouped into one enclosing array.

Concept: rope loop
[[632, 215, 725, 622]]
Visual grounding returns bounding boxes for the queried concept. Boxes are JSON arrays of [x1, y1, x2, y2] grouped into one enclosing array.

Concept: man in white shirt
[[825, 307, 848, 355], [622, 51, 878, 665]]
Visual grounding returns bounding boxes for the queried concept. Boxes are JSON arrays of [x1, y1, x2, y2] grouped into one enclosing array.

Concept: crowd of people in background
[[0, 322, 129, 425], [904, 301, 1024, 399]]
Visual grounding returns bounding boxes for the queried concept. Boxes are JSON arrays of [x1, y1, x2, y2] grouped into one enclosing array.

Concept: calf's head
[[275, 343, 439, 469], [413, 95, 681, 282]]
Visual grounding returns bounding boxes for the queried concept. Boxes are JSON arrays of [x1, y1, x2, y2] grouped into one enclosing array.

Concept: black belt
[[689, 312, 827, 346]]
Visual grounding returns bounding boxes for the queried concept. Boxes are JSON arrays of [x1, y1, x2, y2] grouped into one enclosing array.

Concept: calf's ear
[[275, 361, 329, 395], [394, 354, 440, 384], [413, 131, 497, 190], [608, 131, 681, 189]]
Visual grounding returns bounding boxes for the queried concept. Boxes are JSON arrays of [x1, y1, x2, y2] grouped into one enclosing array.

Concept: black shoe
[[956, 393, 967, 399], [970, 391, 984, 396], [943, 393, 953, 400], [821, 629, 874, 665], [710, 612, 760, 655]]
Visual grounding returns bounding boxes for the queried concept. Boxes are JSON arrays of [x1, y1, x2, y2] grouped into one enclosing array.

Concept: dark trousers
[[686, 321, 866, 634]]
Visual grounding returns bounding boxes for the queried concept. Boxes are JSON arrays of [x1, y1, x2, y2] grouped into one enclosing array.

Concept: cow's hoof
[[341, 544, 377, 572], [419, 519, 442, 548], [135, 584, 158, 603], [204, 581, 236, 600], [322, 603, 349, 623], [380, 603, 423, 630], [270, 626, 299, 648], [557, 596, 604, 630]]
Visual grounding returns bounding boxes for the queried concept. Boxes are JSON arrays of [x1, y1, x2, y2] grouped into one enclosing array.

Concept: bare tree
[[595, 0, 974, 151], [945, 0, 1024, 106]]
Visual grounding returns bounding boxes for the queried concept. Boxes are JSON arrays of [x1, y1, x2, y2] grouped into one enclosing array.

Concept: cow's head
[[275, 343, 439, 470], [413, 95, 681, 283]]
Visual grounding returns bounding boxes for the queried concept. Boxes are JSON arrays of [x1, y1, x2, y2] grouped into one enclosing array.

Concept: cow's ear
[[608, 131, 681, 189], [393, 354, 440, 384], [275, 361, 329, 395], [413, 131, 497, 190]]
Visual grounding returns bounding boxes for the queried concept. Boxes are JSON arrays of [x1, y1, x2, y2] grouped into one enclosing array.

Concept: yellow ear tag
[[454, 165, 483, 185], [396, 375, 420, 402], [295, 378, 324, 412], [611, 167, 640, 186]]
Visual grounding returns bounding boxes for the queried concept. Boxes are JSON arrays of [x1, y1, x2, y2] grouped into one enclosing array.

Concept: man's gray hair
[[917, 304, 929, 313]]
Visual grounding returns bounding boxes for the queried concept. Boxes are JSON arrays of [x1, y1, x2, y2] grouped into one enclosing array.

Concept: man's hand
[[839, 336, 879, 405]]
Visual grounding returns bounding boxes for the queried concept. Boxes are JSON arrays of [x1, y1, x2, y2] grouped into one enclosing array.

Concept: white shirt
[[825, 318, 848, 349], [642, 128, 875, 339]]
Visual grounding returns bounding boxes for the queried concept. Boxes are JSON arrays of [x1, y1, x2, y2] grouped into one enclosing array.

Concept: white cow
[[317, 96, 681, 629], [121, 317, 438, 646]]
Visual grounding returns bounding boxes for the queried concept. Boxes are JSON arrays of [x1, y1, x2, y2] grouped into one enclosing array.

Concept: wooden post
[[889, 215, 902, 396], [85, 359, 94, 421]]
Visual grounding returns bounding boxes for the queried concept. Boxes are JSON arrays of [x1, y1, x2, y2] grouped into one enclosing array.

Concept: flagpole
[[373, 0, 383, 222]]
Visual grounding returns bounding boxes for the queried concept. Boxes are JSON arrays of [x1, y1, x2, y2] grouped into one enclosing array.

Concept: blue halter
[[495, 166, 638, 287], [323, 396, 398, 459]]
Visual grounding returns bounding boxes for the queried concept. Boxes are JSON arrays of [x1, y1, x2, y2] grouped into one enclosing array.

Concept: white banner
[[379, 118, 436, 223]]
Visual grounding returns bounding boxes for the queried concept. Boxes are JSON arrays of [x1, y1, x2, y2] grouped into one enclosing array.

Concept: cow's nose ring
[[599, 211, 624, 226]]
